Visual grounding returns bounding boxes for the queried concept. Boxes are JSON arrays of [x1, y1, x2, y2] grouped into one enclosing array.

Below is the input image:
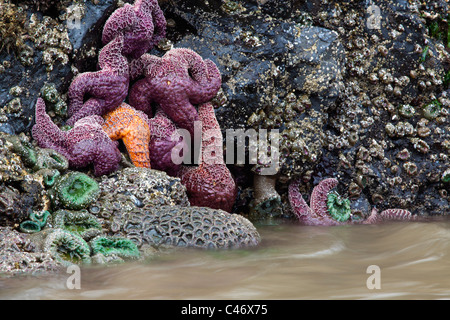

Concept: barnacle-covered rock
[[0, 227, 61, 276], [89, 167, 189, 229], [0, 133, 28, 183], [116, 206, 261, 250], [0, 179, 47, 228]]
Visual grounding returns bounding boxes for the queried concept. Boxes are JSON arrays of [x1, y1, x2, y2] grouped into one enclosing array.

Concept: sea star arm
[[102, 103, 151, 168], [101, 3, 136, 47], [149, 0, 167, 48], [128, 77, 154, 117], [288, 179, 313, 220], [310, 178, 339, 219], [98, 35, 128, 76], [363, 208, 416, 224], [188, 59, 222, 105], [31, 98, 69, 156], [70, 139, 121, 176]]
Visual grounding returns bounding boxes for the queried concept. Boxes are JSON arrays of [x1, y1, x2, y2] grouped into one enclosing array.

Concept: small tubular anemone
[[43, 228, 92, 266], [5, 135, 38, 168], [326, 191, 351, 222], [34, 148, 69, 172], [89, 236, 140, 260], [19, 210, 50, 233], [51, 171, 100, 210]]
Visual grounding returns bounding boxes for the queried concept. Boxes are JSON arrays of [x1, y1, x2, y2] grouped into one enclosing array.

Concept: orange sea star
[[102, 103, 151, 168]]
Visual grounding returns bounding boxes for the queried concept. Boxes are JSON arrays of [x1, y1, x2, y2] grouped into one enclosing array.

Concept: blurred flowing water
[[2, 217, 450, 300]]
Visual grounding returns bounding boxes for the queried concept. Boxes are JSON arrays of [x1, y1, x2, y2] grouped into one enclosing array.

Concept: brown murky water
[[2, 217, 450, 300]]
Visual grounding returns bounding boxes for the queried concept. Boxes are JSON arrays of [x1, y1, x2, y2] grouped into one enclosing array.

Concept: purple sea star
[[128, 48, 222, 136], [178, 102, 237, 212], [32, 98, 121, 176], [66, 35, 129, 126], [148, 108, 186, 176], [102, 0, 166, 59], [288, 178, 416, 226]]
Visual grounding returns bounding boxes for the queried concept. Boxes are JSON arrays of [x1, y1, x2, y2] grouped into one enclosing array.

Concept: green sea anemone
[[19, 220, 42, 233], [34, 168, 60, 187], [5, 135, 38, 168], [43, 228, 92, 266], [90, 236, 140, 260], [52, 209, 102, 240], [327, 191, 351, 222], [51, 172, 100, 210], [442, 168, 450, 183]]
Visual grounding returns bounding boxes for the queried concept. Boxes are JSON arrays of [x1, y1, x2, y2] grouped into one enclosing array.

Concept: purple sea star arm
[[129, 54, 160, 80], [380, 209, 415, 220], [310, 178, 339, 219], [98, 35, 128, 76], [101, 4, 136, 46], [128, 77, 154, 116], [148, 108, 186, 175], [70, 139, 121, 176], [129, 48, 221, 136], [188, 59, 222, 105], [31, 98, 69, 157], [149, 0, 167, 48], [288, 179, 313, 220], [364, 208, 416, 224], [102, 0, 166, 59], [66, 36, 129, 126]]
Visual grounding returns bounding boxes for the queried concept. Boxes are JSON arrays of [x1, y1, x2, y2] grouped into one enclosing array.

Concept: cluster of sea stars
[[288, 178, 416, 226], [32, 0, 237, 212]]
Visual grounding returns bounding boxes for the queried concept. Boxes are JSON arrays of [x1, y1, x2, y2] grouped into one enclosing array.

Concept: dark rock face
[[163, 0, 345, 131]]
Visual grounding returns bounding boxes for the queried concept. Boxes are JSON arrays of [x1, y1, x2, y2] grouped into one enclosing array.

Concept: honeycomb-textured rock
[[117, 206, 261, 250]]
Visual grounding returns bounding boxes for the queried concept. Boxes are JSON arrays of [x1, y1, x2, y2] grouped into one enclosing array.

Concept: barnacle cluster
[[0, 0, 27, 55], [28, 14, 72, 72], [309, 0, 449, 214]]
